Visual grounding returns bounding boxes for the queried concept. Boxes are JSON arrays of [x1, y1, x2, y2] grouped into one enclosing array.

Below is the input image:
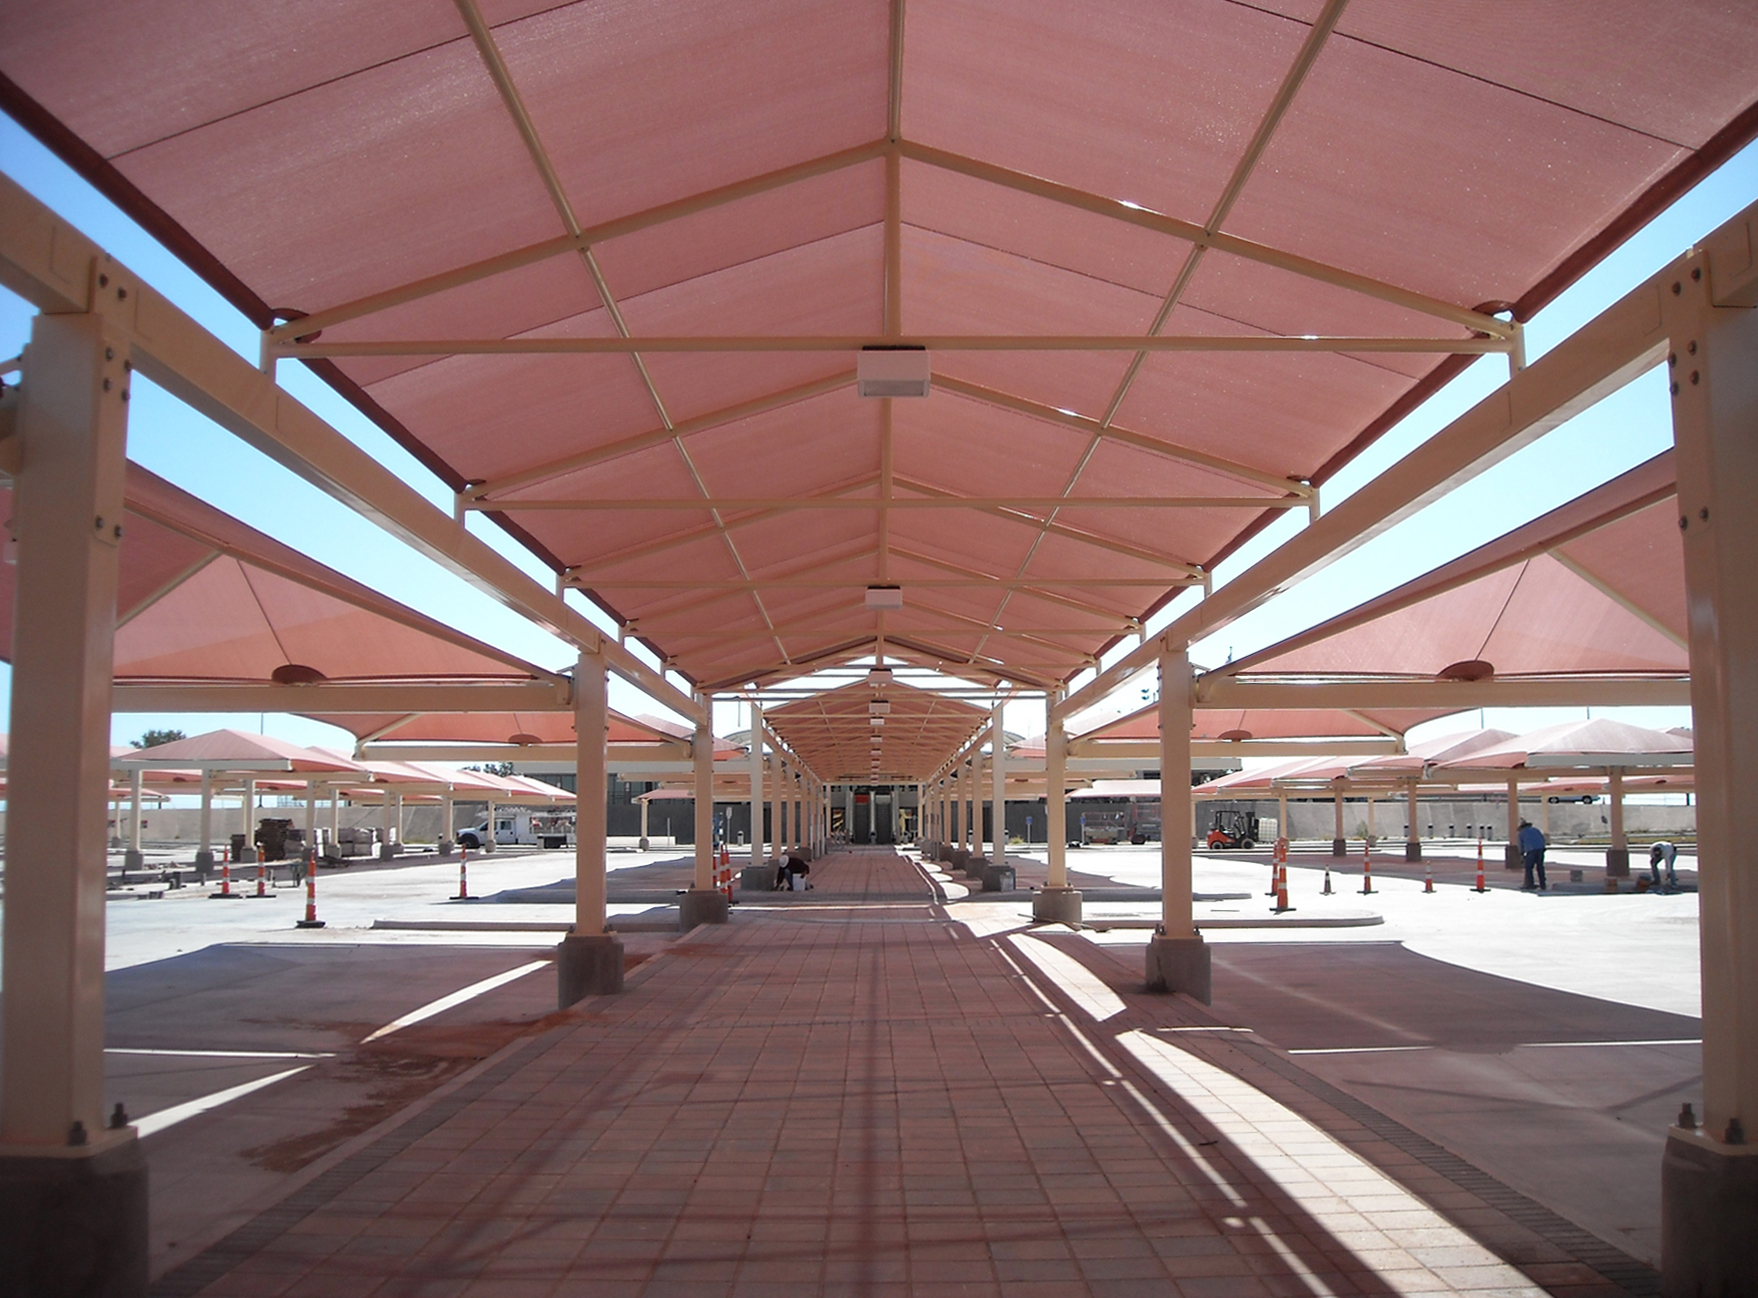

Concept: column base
[[1032, 887, 1082, 925], [678, 888, 730, 930], [556, 934, 624, 1005], [0, 1137, 148, 1298], [1404, 840, 1422, 862], [1331, 837, 1346, 857], [435, 839, 453, 859], [637, 836, 650, 851], [1145, 933, 1211, 1003], [1504, 843, 1524, 871], [981, 863, 1016, 891], [377, 842, 399, 861], [1662, 1130, 1758, 1296], [193, 849, 214, 878], [951, 847, 969, 873], [1606, 846, 1631, 878], [236, 847, 258, 864], [122, 849, 143, 873], [739, 864, 779, 892]]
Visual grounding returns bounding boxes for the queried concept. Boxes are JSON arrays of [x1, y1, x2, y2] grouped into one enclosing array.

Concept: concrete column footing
[[637, 836, 650, 851], [556, 934, 624, 1005], [739, 864, 779, 892], [1661, 1131, 1758, 1296], [1505, 844, 1525, 871], [122, 849, 143, 873], [0, 1138, 148, 1298], [678, 889, 729, 930], [377, 843, 398, 861], [1331, 838, 1346, 857], [236, 847, 258, 864], [1404, 840, 1422, 862], [1145, 933, 1211, 1003], [435, 839, 453, 859], [1606, 846, 1631, 878], [980, 863, 1016, 892], [1032, 887, 1082, 926]]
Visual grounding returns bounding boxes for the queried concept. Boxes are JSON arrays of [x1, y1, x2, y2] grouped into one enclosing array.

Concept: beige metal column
[[1405, 780, 1421, 861], [197, 770, 215, 873], [559, 649, 620, 1000], [482, 797, 496, 853], [1034, 707, 1081, 924], [990, 704, 1007, 871], [240, 778, 258, 862], [638, 795, 650, 850], [1147, 646, 1208, 999], [678, 709, 728, 928], [969, 752, 983, 854], [1606, 768, 1629, 878], [1331, 785, 1345, 856], [1505, 775, 1523, 870], [771, 757, 784, 859], [1, 311, 137, 1169], [125, 769, 144, 872], [793, 772, 804, 852], [1278, 789, 1289, 846], [748, 703, 765, 873], [1660, 229, 1758, 1288], [303, 780, 318, 862], [438, 792, 454, 856]]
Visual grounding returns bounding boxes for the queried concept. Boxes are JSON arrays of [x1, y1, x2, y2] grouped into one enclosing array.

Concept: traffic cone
[[1360, 839, 1375, 895], [1423, 858, 1434, 893], [212, 847, 240, 900], [1272, 860, 1294, 914], [296, 848, 325, 928], [1473, 839, 1488, 893], [249, 856, 271, 899], [455, 844, 470, 901], [1322, 866, 1333, 895]]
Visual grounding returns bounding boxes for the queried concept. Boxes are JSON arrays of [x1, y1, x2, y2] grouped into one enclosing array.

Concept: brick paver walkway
[[155, 849, 1650, 1298]]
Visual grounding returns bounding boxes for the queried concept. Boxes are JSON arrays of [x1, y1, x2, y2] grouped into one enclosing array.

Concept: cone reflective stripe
[[220, 858, 231, 896], [1474, 839, 1488, 893], [1360, 838, 1375, 895], [1423, 859, 1435, 893], [456, 845, 470, 901]]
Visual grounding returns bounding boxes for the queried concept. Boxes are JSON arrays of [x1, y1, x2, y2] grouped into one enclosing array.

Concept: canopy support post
[[1405, 781, 1421, 862], [1147, 645, 1207, 1000], [1332, 785, 1345, 857], [559, 650, 620, 1002], [240, 779, 258, 862], [0, 308, 147, 1292], [125, 769, 144, 875], [197, 771, 215, 877], [746, 704, 767, 887], [1605, 769, 1629, 880], [990, 703, 1006, 875], [1660, 225, 1758, 1293], [1505, 776, 1524, 871], [680, 711, 727, 929], [1035, 705, 1081, 925]]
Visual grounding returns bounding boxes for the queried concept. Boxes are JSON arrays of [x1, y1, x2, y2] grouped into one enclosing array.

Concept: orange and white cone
[[296, 848, 325, 928], [1322, 865, 1333, 896], [1423, 858, 1434, 893], [1473, 839, 1487, 893], [455, 845, 470, 901], [1360, 839, 1375, 895]]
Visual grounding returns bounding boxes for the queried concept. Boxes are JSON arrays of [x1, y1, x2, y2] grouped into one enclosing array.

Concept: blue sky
[[1, 113, 1753, 756]]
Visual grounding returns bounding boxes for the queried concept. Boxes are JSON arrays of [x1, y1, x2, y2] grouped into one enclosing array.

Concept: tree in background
[[466, 761, 515, 777], [130, 728, 187, 750]]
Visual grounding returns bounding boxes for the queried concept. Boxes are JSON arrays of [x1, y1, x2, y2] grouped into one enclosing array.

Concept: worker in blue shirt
[[1517, 819, 1547, 891]]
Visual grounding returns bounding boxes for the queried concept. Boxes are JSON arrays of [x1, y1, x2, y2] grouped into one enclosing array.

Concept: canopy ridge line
[[571, 575, 1185, 590], [1545, 548, 1689, 651], [452, 0, 784, 653], [892, 473, 1208, 579], [887, 543, 1172, 620], [897, 140, 1514, 341], [886, 595, 1129, 652], [261, 141, 888, 345], [697, 637, 881, 692], [584, 543, 882, 623], [468, 372, 855, 499], [1101, 0, 1350, 429], [0, 174, 706, 723], [633, 622, 1137, 638], [557, 472, 883, 577], [113, 550, 218, 630], [931, 374, 1310, 498], [885, 634, 1062, 690], [271, 334, 1510, 360]]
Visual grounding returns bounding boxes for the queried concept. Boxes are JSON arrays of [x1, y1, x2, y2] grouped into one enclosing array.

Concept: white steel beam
[[467, 493, 1309, 512], [110, 680, 573, 713], [1194, 676, 1691, 710]]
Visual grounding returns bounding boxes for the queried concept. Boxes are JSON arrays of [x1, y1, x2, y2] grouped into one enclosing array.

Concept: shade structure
[[1073, 699, 1455, 747], [1434, 717, 1694, 774], [113, 728, 367, 775], [0, 465, 564, 702], [1216, 452, 1686, 686], [765, 676, 989, 781], [3, 6, 1754, 695]]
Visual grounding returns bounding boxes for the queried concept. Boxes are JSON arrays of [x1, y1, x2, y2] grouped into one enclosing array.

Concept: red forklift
[[1205, 808, 1260, 850]]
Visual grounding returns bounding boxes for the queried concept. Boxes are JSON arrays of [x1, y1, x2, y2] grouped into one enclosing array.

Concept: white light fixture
[[867, 667, 894, 686], [857, 345, 931, 398], [869, 717, 885, 727], [869, 701, 891, 716], [865, 585, 903, 611]]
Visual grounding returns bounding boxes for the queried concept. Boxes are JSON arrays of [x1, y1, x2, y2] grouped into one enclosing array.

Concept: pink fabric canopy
[[4, 6, 1751, 697]]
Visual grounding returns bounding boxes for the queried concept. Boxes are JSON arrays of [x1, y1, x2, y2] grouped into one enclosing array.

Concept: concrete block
[[1662, 1132, 1758, 1297], [740, 864, 779, 892], [1504, 843, 1524, 871], [435, 839, 453, 859], [1331, 838, 1346, 857], [679, 888, 729, 930], [1144, 933, 1211, 1003], [981, 863, 1016, 892], [951, 847, 969, 872], [1404, 840, 1422, 862], [122, 850, 143, 874], [556, 934, 623, 1005], [1032, 887, 1082, 925], [1606, 846, 1631, 878], [0, 1137, 148, 1298]]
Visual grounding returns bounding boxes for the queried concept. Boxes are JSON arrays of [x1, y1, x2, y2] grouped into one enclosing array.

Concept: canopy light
[[857, 345, 931, 397], [869, 701, 891, 715], [867, 667, 894, 686], [870, 717, 885, 727], [865, 585, 904, 610]]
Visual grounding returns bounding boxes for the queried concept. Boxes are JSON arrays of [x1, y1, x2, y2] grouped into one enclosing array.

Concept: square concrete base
[[435, 839, 453, 859], [1404, 840, 1422, 862], [951, 847, 969, 873], [0, 1137, 148, 1298], [1662, 1131, 1758, 1296], [556, 934, 624, 1005], [740, 864, 779, 892], [122, 849, 143, 873], [1504, 843, 1524, 871], [981, 863, 1016, 891], [1331, 838, 1346, 857], [1145, 933, 1212, 1003], [1032, 887, 1082, 925], [679, 888, 730, 930], [1606, 846, 1631, 878]]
